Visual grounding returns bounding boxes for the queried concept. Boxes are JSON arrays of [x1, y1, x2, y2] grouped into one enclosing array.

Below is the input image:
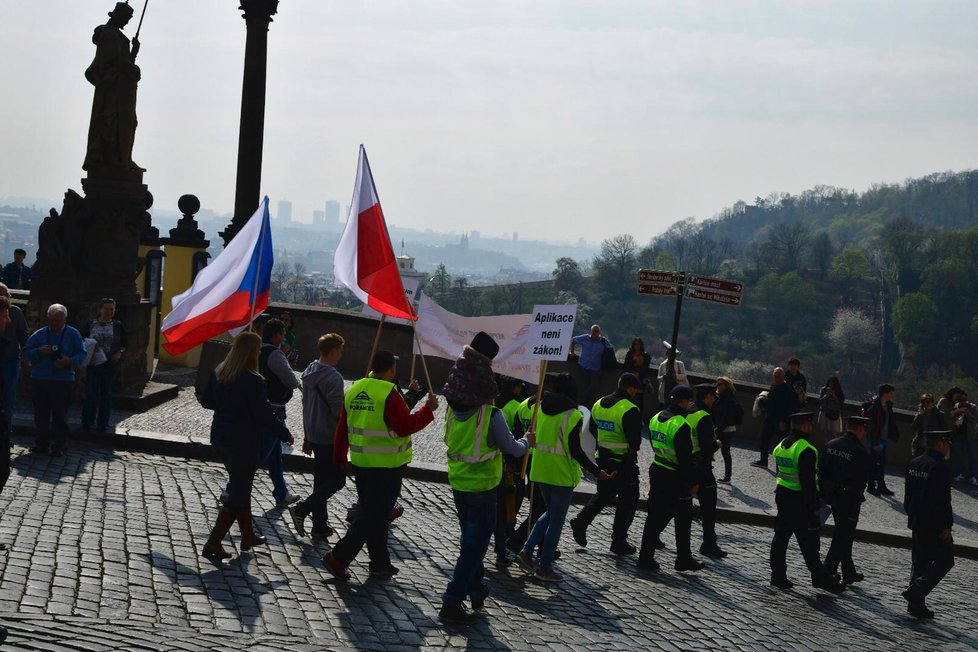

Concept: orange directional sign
[[685, 274, 744, 295], [684, 287, 742, 307], [637, 282, 678, 297]]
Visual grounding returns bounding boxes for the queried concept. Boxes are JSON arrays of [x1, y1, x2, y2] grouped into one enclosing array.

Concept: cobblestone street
[[0, 436, 976, 650]]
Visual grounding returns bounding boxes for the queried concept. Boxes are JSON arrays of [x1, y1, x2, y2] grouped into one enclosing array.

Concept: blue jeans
[[82, 363, 120, 430], [523, 483, 573, 573], [227, 407, 288, 502], [443, 489, 497, 607], [0, 358, 19, 433]]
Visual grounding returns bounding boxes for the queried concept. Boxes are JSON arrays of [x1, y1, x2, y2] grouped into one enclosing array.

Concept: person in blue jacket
[[24, 303, 87, 456]]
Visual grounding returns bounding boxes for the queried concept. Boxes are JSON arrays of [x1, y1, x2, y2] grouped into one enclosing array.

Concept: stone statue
[[83, 2, 144, 174]]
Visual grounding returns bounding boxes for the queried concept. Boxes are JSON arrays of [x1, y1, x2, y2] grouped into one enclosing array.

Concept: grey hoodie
[[300, 360, 345, 446]]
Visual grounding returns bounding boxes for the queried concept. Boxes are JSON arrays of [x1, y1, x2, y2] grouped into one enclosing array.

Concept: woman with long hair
[[621, 337, 652, 418], [200, 332, 293, 559], [711, 376, 741, 483], [818, 376, 846, 442]]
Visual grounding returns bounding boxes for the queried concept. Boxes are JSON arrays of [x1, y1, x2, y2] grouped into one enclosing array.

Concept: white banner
[[413, 294, 540, 384], [361, 277, 421, 324]]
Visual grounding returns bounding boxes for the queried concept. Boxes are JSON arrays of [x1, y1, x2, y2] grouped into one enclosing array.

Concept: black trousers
[[695, 466, 719, 546], [770, 491, 824, 581], [758, 422, 783, 464], [824, 496, 861, 577], [905, 529, 954, 604], [296, 443, 346, 533], [32, 380, 72, 449], [638, 465, 693, 563], [220, 445, 260, 514], [0, 417, 9, 494], [331, 465, 404, 569], [717, 430, 734, 479], [573, 453, 639, 544], [869, 445, 888, 489]]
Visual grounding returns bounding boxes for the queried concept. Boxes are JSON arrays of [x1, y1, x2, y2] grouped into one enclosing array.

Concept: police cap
[[618, 373, 643, 390], [670, 384, 695, 400], [846, 415, 870, 427], [788, 411, 816, 424], [694, 382, 717, 399], [924, 430, 953, 443]]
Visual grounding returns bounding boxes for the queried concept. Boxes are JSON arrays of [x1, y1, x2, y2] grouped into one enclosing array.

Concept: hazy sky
[[2, 1, 977, 242]]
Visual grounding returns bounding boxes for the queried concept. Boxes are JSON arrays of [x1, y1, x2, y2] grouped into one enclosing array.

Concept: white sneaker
[[276, 492, 300, 508], [954, 474, 966, 482]]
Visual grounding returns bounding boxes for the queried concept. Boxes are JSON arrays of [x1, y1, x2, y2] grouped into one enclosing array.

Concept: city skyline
[[2, 2, 977, 242]]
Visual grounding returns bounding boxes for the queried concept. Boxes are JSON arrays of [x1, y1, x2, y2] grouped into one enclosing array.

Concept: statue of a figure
[[83, 2, 144, 173]]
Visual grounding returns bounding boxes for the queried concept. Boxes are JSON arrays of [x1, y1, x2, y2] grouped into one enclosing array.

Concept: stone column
[[221, 0, 279, 246], [161, 195, 210, 367]]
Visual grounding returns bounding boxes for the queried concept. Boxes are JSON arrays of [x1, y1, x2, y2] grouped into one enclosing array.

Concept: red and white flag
[[333, 146, 416, 320]]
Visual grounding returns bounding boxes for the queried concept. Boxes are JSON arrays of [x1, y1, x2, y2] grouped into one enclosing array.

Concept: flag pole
[[365, 315, 386, 377], [412, 325, 434, 392], [519, 360, 547, 479]]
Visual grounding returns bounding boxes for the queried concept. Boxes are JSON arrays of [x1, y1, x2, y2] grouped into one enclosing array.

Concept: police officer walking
[[820, 415, 872, 584], [637, 384, 704, 572], [570, 373, 644, 554], [690, 382, 726, 559], [769, 412, 844, 592], [903, 430, 955, 619]]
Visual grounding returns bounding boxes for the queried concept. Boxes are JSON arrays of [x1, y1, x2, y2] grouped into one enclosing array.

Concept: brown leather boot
[[202, 508, 236, 559], [238, 504, 267, 551]]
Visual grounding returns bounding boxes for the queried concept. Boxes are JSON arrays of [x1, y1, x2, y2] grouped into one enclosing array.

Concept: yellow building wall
[[159, 244, 206, 367]]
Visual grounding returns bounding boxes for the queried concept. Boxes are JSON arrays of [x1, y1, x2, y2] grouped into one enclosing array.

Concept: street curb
[[16, 423, 978, 561]]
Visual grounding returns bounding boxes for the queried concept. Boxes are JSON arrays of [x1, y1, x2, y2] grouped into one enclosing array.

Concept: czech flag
[[333, 145, 416, 320], [161, 198, 274, 355]]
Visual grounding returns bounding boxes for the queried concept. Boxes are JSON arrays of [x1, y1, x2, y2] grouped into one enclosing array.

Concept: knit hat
[[443, 339, 498, 410]]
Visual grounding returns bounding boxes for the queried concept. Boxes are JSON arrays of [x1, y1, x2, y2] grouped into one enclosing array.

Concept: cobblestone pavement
[[0, 436, 976, 650], [14, 365, 974, 544]]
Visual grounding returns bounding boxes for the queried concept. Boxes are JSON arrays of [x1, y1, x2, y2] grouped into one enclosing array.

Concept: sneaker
[[495, 550, 515, 567], [970, 477, 978, 487], [276, 492, 301, 509], [369, 564, 399, 578], [814, 575, 845, 593], [699, 543, 728, 559], [675, 557, 705, 572], [867, 486, 882, 497], [750, 460, 768, 468], [321, 551, 351, 581], [439, 603, 476, 626], [515, 549, 536, 574], [570, 518, 587, 547], [288, 506, 307, 537], [906, 601, 934, 619], [843, 572, 864, 584], [954, 474, 966, 482], [770, 576, 793, 590], [534, 568, 563, 583], [610, 541, 637, 555]]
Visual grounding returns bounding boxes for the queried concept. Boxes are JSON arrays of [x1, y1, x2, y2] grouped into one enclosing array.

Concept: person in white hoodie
[[289, 333, 347, 540]]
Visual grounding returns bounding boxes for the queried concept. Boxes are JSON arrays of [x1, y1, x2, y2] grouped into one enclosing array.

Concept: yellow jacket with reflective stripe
[[592, 396, 637, 456], [345, 377, 412, 468], [444, 405, 502, 492], [530, 408, 584, 488], [775, 437, 819, 492]]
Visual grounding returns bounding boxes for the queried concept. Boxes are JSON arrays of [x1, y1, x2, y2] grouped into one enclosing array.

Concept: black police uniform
[[637, 406, 701, 571], [820, 430, 871, 582], [689, 400, 724, 557], [570, 390, 642, 553], [769, 424, 841, 591], [903, 442, 955, 615]]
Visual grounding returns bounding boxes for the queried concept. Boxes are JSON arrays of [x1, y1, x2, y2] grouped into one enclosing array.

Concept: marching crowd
[[197, 325, 961, 627]]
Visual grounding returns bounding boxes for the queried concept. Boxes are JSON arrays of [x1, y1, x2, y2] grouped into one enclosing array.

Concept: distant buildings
[[276, 199, 293, 223], [312, 210, 325, 225], [325, 200, 341, 224]]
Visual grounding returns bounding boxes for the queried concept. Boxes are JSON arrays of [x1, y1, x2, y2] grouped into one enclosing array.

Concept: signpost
[[636, 268, 745, 397]]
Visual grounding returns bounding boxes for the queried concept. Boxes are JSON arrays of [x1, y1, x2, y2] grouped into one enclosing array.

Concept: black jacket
[[905, 449, 953, 531], [766, 383, 796, 426], [820, 431, 871, 500], [200, 370, 291, 459]]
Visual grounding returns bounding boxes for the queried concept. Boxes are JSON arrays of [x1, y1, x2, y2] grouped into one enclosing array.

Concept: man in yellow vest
[[322, 350, 438, 581], [439, 333, 535, 625], [690, 382, 726, 558], [570, 373, 643, 554], [637, 384, 704, 572], [769, 412, 845, 592]]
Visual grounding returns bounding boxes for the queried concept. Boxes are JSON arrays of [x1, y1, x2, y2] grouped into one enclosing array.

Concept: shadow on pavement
[[11, 440, 113, 485], [141, 551, 288, 635]]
